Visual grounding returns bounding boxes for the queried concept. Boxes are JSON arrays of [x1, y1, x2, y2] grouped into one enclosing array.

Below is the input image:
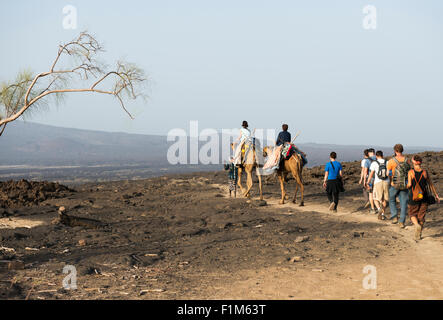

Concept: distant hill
[[0, 121, 168, 166], [0, 121, 440, 183]]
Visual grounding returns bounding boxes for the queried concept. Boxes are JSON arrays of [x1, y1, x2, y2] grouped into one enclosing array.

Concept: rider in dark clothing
[[276, 124, 308, 167], [276, 124, 291, 146]]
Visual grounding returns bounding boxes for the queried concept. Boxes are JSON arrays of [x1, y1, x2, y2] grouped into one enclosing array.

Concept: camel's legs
[[293, 180, 298, 204], [278, 172, 286, 204], [237, 167, 244, 195], [244, 168, 253, 198], [291, 165, 304, 206], [256, 166, 263, 200]]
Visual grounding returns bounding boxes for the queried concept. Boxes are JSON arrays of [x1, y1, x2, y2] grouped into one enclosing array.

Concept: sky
[[1, 0, 442, 147]]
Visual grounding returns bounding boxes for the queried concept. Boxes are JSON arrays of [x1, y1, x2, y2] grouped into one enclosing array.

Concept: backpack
[[375, 159, 388, 180], [392, 157, 410, 190], [365, 158, 375, 178], [410, 170, 426, 202]]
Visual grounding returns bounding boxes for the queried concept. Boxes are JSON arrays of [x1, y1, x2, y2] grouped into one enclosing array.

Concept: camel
[[230, 142, 263, 200], [263, 146, 304, 205]]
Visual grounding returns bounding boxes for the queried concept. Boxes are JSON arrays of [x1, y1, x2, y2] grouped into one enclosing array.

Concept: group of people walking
[[325, 143, 440, 241], [229, 121, 440, 241]]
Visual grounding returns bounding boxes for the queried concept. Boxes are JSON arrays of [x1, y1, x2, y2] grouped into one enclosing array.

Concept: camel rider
[[233, 121, 251, 166], [277, 124, 307, 167], [276, 124, 291, 146]]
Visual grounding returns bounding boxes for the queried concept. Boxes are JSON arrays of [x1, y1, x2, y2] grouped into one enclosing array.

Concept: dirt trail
[[205, 183, 443, 299]]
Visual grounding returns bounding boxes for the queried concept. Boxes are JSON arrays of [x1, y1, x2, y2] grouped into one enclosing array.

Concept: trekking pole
[[291, 131, 301, 144]]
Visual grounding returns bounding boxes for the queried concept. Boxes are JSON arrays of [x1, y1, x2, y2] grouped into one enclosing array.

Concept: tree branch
[[0, 31, 146, 133], [0, 123, 6, 137]]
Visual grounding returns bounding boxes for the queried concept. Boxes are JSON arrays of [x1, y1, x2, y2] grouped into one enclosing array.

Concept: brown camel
[[230, 142, 263, 200], [263, 146, 304, 205]]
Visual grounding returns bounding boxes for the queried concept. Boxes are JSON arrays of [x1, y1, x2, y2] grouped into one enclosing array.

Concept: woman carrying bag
[[323, 152, 344, 212], [407, 155, 440, 241]]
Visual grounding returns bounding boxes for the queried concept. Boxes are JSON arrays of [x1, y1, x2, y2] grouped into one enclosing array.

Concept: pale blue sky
[[1, 0, 442, 147]]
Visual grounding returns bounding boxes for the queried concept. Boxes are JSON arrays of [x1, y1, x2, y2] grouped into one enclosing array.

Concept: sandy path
[[1, 175, 440, 300], [204, 184, 443, 299]]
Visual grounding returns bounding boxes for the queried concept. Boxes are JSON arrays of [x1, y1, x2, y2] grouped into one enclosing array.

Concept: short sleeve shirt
[[370, 159, 386, 184], [361, 159, 367, 168], [325, 161, 342, 180], [387, 156, 406, 177], [361, 158, 371, 176]]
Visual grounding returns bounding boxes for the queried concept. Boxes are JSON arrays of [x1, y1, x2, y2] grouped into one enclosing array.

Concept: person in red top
[[407, 155, 440, 240]]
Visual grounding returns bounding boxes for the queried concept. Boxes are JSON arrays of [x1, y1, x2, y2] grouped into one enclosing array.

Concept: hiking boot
[[332, 209, 337, 213], [369, 208, 377, 214], [391, 217, 398, 224], [399, 222, 405, 229], [414, 225, 422, 241], [329, 202, 335, 211]]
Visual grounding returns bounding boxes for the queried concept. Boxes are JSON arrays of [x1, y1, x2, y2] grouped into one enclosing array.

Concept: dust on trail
[[0, 217, 49, 230], [208, 182, 443, 299]]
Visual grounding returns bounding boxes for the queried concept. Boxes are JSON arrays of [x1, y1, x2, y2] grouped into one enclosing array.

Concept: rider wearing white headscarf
[[233, 121, 251, 165]]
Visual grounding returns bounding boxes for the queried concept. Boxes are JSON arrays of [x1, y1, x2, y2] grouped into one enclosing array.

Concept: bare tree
[[0, 31, 147, 136]]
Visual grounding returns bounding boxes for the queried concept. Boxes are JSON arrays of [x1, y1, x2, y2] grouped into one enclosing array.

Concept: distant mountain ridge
[[0, 121, 168, 166], [1, 121, 441, 168]]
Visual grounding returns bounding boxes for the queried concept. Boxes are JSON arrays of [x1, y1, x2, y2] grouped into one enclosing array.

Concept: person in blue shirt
[[323, 152, 344, 212]]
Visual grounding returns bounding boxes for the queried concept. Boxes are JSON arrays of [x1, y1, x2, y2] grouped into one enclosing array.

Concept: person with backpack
[[407, 155, 440, 240], [387, 144, 411, 228], [367, 150, 389, 220], [323, 152, 344, 212]]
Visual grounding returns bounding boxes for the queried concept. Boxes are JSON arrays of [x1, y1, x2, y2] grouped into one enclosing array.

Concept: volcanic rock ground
[[0, 152, 442, 300]]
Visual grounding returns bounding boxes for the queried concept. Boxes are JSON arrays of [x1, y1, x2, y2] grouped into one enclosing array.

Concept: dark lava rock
[[0, 179, 75, 209], [79, 266, 102, 275], [252, 200, 267, 207]]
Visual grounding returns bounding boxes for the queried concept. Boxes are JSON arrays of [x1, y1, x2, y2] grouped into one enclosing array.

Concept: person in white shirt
[[367, 150, 390, 220], [233, 121, 251, 166], [359, 149, 375, 211]]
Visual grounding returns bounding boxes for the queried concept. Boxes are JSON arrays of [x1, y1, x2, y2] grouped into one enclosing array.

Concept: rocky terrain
[[0, 151, 442, 299], [0, 180, 75, 209]]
